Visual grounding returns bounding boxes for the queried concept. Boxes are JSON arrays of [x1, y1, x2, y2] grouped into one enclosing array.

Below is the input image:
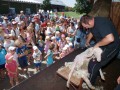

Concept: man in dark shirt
[[80, 15, 120, 87]]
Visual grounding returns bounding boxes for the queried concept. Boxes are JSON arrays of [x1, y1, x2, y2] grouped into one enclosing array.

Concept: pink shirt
[[5, 53, 17, 77], [44, 40, 51, 53]]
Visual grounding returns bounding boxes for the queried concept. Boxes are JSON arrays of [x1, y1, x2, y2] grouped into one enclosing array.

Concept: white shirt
[[11, 28, 20, 37], [32, 50, 42, 63], [4, 40, 15, 51]]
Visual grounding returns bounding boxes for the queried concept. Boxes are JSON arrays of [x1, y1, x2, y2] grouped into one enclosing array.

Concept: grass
[[58, 11, 81, 19]]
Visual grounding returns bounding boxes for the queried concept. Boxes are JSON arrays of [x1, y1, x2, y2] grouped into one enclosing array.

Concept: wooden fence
[[110, 2, 120, 35]]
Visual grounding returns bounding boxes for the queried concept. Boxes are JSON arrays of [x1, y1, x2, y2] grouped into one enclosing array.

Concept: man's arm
[[94, 33, 114, 48], [86, 32, 93, 46]]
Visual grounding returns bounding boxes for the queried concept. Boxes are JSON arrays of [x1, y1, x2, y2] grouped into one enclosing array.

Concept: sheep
[[66, 47, 105, 90]]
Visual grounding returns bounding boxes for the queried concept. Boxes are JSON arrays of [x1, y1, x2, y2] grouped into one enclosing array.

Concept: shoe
[[16, 82, 19, 85], [23, 74, 28, 79]]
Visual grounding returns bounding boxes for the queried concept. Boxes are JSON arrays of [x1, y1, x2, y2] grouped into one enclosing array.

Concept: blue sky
[[61, 0, 76, 7]]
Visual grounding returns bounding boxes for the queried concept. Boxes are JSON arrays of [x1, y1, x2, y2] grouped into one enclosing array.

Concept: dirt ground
[[1, 49, 120, 90], [0, 61, 47, 90]]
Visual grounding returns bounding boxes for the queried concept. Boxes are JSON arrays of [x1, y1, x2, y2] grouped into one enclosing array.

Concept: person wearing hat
[[0, 43, 7, 80], [32, 46, 42, 72], [51, 36, 58, 55], [2, 16, 9, 28], [11, 21, 20, 40], [5, 46, 19, 87]]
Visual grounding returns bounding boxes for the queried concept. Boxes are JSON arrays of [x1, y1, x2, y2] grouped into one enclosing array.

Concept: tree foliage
[[74, 0, 92, 14], [41, 0, 52, 11]]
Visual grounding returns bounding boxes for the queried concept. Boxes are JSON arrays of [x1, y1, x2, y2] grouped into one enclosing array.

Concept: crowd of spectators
[[0, 10, 89, 87]]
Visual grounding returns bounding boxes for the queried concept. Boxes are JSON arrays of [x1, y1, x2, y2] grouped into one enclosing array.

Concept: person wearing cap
[[11, 21, 20, 40], [32, 46, 42, 72], [0, 43, 7, 80], [55, 31, 61, 42], [68, 42, 74, 53], [8, 46, 19, 65], [44, 43, 54, 67], [5, 48, 19, 87]]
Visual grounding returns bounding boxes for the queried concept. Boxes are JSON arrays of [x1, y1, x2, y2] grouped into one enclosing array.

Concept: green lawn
[[58, 12, 81, 19]]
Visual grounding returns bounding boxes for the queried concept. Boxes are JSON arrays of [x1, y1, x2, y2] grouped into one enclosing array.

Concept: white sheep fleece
[[65, 47, 105, 89]]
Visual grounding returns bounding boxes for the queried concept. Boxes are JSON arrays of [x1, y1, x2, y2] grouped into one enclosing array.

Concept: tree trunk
[[88, 0, 112, 17]]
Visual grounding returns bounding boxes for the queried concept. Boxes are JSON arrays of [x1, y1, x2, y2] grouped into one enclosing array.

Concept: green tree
[[41, 0, 52, 11], [74, 0, 92, 14]]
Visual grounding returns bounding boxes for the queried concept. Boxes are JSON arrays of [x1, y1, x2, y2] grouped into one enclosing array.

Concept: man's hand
[[85, 41, 90, 47], [117, 76, 120, 84]]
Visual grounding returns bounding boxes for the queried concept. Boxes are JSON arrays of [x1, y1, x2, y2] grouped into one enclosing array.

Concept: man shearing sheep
[[80, 15, 120, 87]]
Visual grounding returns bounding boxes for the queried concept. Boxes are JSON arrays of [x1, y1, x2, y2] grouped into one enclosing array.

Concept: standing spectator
[[15, 39, 28, 78], [38, 35, 44, 54], [11, 21, 20, 40], [0, 43, 6, 79], [5, 46, 19, 87], [2, 16, 9, 28], [4, 34, 14, 52], [44, 36, 51, 54], [32, 46, 42, 73], [44, 43, 54, 67]]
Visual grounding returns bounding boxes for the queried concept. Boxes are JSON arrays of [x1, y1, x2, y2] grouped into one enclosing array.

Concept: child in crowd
[[15, 39, 29, 78], [0, 43, 7, 80], [59, 46, 67, 59], [44, 36, 51, 54], [5, 46, 19, 87], [26, 26, 34, 64], [51, 36, 58, 55], [44, 43, 54, 67], [58, 34, 66, 52], [32, 46, 42, 73], [38, 35, 44, 54], [4, 34, 14, 52], [68, 42, 74, 53]]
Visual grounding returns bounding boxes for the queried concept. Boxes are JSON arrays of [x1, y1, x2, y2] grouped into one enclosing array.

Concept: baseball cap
[[33, 46, 38, 50], [8, 46, 16, 51]]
